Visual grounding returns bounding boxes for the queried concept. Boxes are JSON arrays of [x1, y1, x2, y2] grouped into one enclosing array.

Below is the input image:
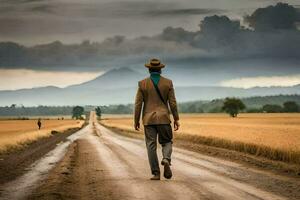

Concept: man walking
[[37, 119, 42, 130], [134, 58, 180, 180]]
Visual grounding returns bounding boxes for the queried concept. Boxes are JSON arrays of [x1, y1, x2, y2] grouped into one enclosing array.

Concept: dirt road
[[0, 112, 299, 200]]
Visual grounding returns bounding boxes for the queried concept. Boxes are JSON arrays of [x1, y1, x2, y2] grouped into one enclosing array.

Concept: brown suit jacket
[[134, 76, 179, 125]]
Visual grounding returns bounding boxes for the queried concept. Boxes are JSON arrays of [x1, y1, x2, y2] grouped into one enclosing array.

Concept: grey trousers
[[144, 124, 173, 175]]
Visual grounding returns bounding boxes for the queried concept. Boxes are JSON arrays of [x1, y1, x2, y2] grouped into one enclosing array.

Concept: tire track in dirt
[[0, 127, 81, 185], [28, 138, 123, 200], [0, 122, 89, 200], [91, 131, 214, 200], [94, 123, 287, 200]]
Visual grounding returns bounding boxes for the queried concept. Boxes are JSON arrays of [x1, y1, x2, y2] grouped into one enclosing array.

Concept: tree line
[[0, 105, 73, 116], [0, 95, 299, 117], [221, 99, 299, 117]]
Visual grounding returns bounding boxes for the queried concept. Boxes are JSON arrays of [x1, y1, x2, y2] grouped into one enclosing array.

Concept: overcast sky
[[0, 0, 300, 90], [0, 0, 298, 45]]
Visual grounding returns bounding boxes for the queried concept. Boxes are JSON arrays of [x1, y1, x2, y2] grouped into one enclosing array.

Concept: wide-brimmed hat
[[145, 58, 165, 69]]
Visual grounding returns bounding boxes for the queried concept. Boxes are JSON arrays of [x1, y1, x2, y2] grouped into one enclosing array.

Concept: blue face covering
[[150, 72, 161, 85]]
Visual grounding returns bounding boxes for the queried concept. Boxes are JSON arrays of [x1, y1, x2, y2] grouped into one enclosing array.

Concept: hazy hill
[[68, 67, 144, 89], [0, 68, 299, 106]]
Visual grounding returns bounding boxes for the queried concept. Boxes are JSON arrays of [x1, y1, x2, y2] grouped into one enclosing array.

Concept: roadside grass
[[174, 133, 300, 165], [99, 113, 300, 165], [0, 120, 84, 153]]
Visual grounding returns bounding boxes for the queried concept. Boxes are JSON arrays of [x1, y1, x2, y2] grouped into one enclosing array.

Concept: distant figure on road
[[134, 58, 180, 180], [37, 119, 42, 130]]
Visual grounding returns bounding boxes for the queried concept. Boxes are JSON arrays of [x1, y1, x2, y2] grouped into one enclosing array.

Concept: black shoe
[[161, 159, 172, 179]]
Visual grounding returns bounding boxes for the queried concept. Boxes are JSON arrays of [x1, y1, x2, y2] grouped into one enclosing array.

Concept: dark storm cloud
[[0, 35, 197, 71], [159, 27, 197, 43], [245, 3, 300, 30], [158, 3, 300, 59]]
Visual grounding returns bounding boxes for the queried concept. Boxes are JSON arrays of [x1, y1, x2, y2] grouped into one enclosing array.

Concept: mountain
[[0, 68, 299, 106], [68, 67, 144, 89]]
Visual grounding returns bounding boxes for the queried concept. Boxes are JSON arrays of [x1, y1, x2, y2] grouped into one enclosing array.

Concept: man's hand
[[134, 123, 140, 131], [174, 120, 180, 131]]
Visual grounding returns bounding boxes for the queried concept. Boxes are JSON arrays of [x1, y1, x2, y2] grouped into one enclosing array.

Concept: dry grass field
[[0, 119, 84, 153], [100, 113, 300, 164]]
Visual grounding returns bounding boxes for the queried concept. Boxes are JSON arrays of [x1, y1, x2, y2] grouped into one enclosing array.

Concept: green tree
[[95, 106, 102, 119], [222, 98, 246, 117], [262, 104, 283, 113], [283, 101, 299, 113], [72, 106, 84, 119]]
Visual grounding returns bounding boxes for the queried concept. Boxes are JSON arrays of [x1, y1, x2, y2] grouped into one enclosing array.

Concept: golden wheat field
[[101, 113, 300, 164], [0, 119, 84, 153]]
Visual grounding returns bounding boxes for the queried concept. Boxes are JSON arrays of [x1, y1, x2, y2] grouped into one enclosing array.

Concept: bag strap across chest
[[150, 78, 167, 106]]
